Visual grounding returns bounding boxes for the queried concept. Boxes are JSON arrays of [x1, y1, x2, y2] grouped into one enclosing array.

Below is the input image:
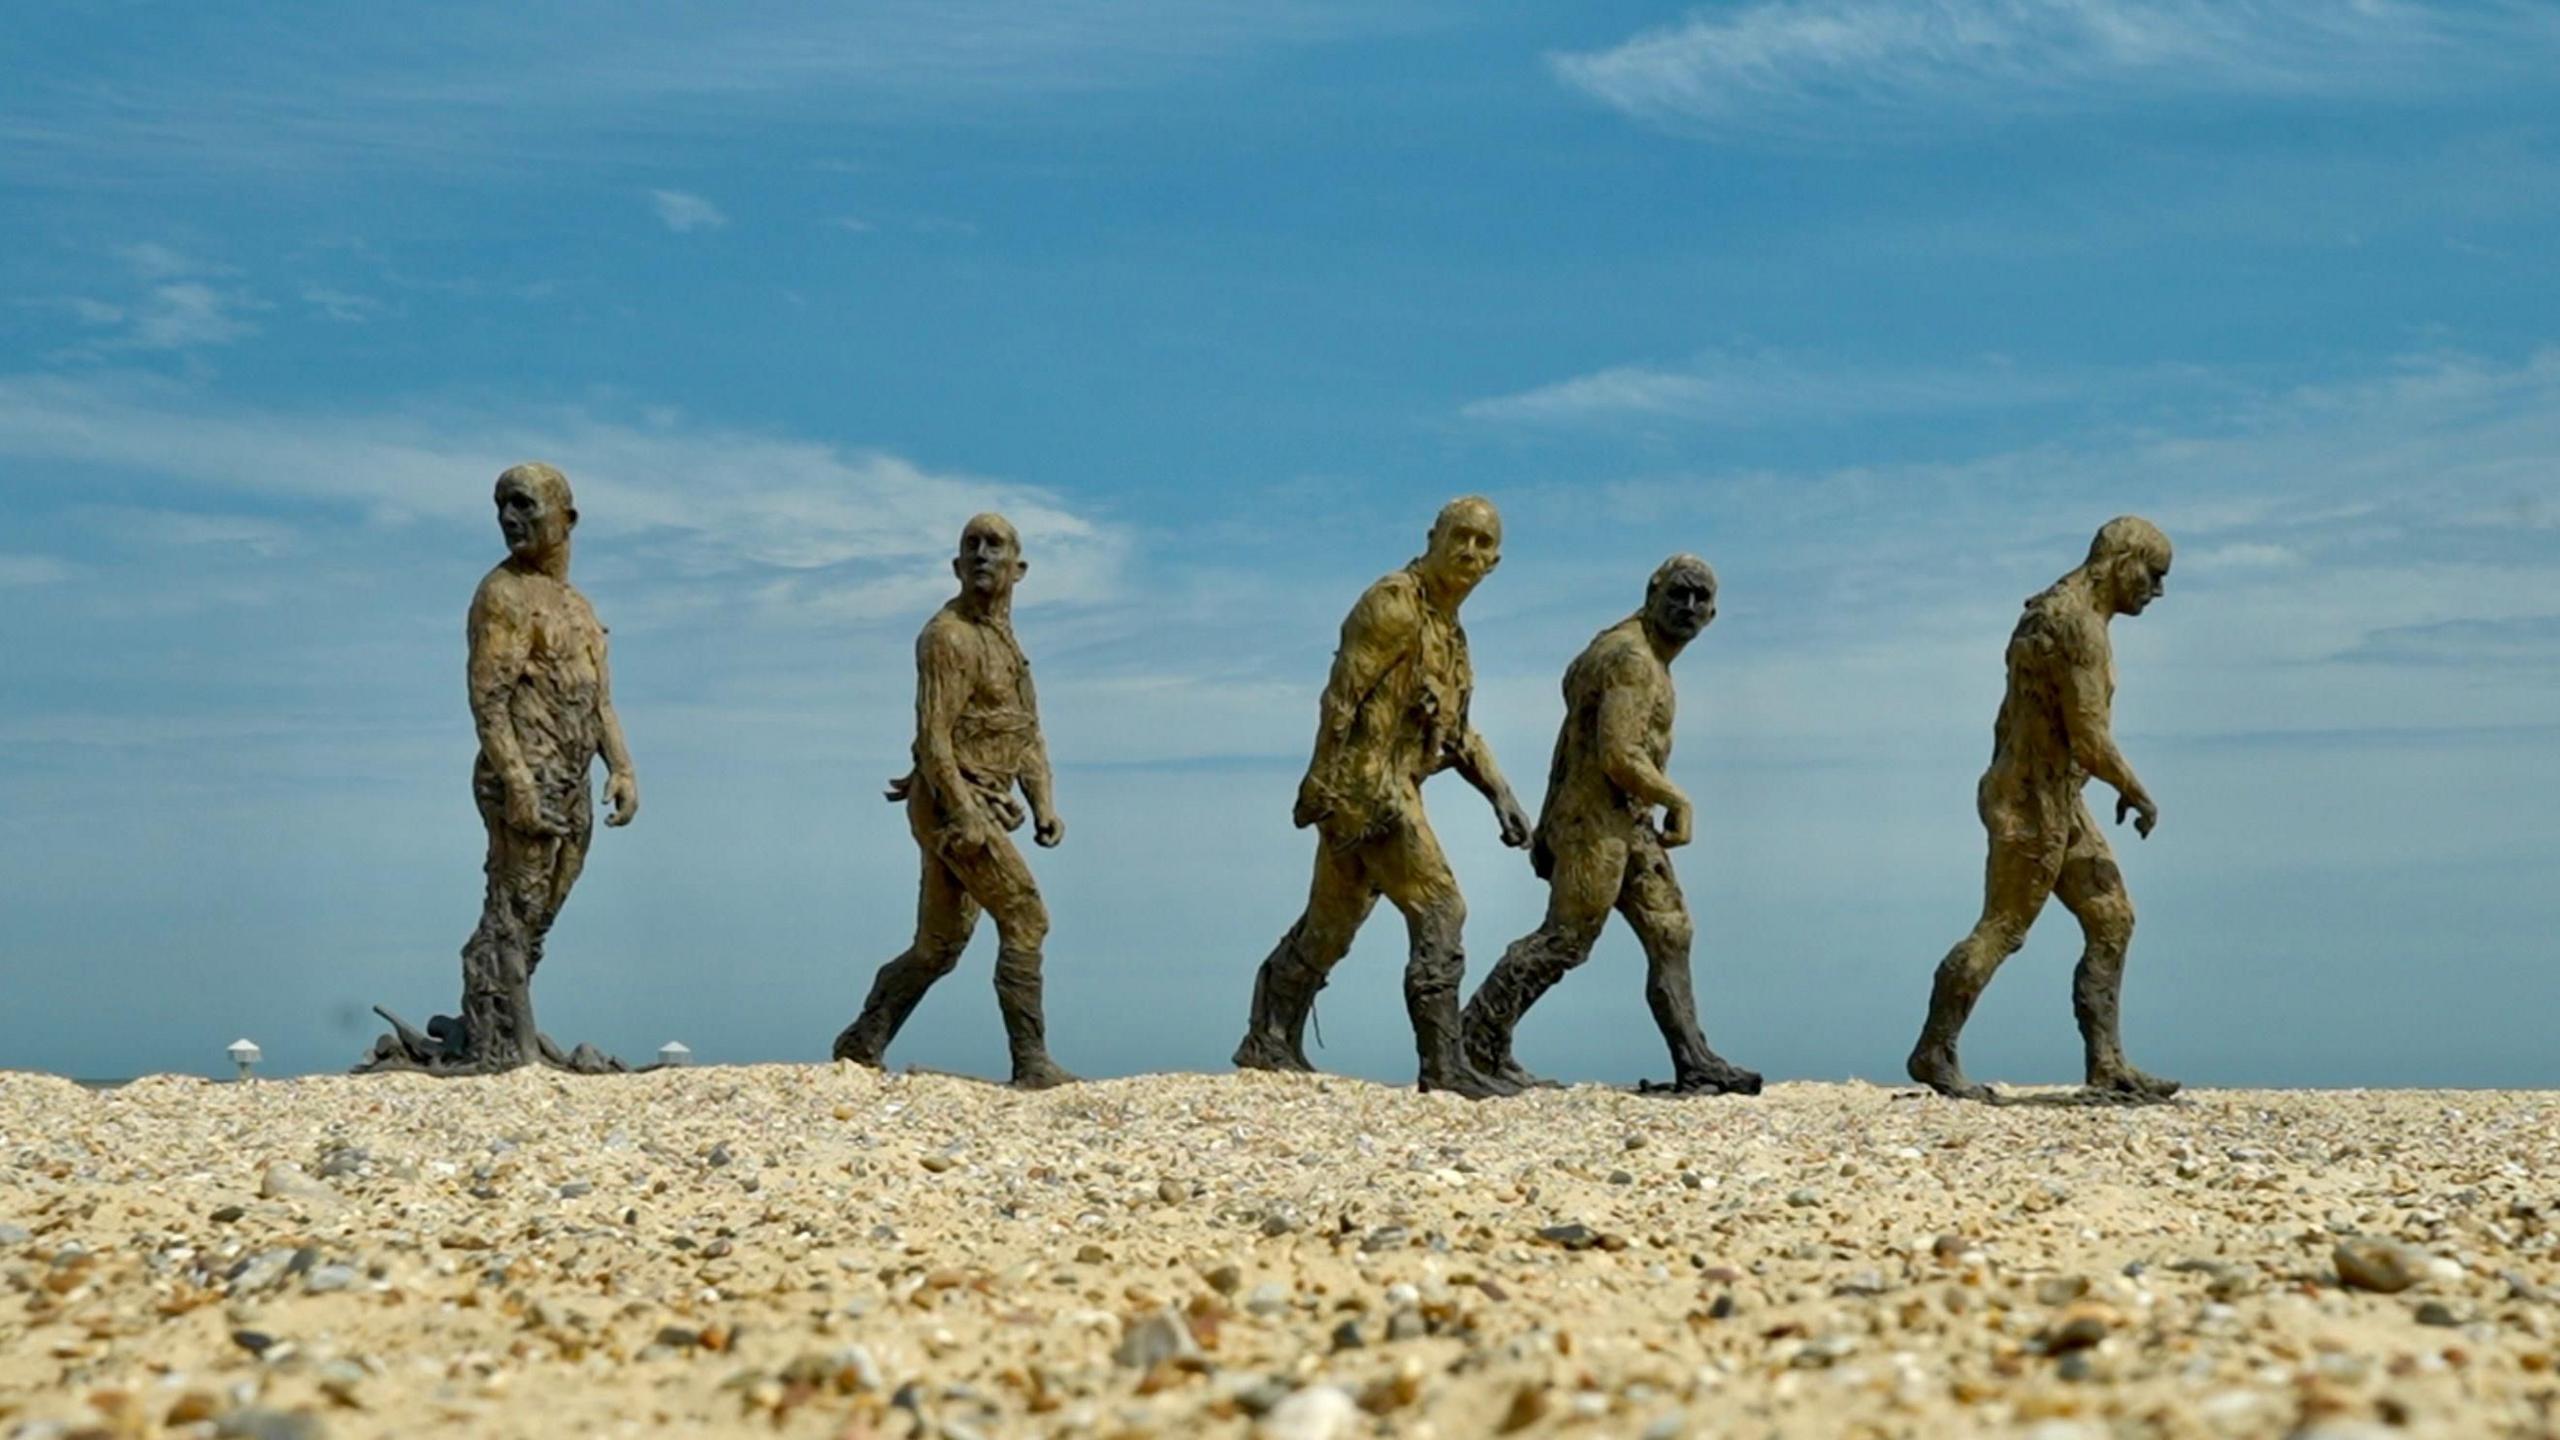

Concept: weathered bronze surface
[[1907, 516, 2178, 1104], [1233, 497, 1533, 1100], [360, 463, 640, 1075], [1461, 555, 1761, 1096], [834, 515, 1079, 1089]]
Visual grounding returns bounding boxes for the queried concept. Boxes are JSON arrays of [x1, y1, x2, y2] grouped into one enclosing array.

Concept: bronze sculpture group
[[369, 466, 2179, 1106]]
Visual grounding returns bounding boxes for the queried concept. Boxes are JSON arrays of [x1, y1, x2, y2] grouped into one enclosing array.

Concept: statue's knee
[[2084, 896, 2135, 949], [915, 937, 969, 976]]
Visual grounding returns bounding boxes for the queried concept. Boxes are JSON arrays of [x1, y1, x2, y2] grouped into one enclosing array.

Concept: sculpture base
[[353, 1005, 632, 1076]]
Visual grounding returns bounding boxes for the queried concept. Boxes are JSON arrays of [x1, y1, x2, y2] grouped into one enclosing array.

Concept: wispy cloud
[[0, 554, 74, 587], [649, 189, 729, 234], [65, 283, 261, 353], [0, 371, 1128, 621], [1554, 0, 2560, 140], [1462, 351, 2116, 428], [300, 286, 384, 323]]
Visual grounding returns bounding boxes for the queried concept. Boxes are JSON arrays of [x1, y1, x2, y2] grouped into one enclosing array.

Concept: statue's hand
[[502, 776, 555, 836], [1034, 812, 1066, 849], [2114, 789, 2158, 839], [1494, 792, 1533, 850], [949, 809, 1001, 857], [1661, 797, 1695, 849], [604, 771, 640, 828]]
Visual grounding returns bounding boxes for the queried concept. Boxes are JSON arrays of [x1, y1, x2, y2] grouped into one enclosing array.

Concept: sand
[[4, 1067, 2556, 1439]]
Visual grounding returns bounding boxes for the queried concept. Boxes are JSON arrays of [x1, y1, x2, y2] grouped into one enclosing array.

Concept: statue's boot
[[1233, 931, 1324, 1073], [996, 946, 1080, 1090], [1412, 973, 1520, 1100], [832, 948, 943, 1067]]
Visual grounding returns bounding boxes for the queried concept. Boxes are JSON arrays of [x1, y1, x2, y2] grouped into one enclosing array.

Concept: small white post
[[227, 1038, 262, 1080], [657, 1041, 692, 1068]]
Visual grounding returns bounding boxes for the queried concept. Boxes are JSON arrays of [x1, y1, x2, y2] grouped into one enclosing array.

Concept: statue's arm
[[1595, 664, 1687, 836], [1316, 581, 1419, 742], [2059, 617, 2156, 834], [593, 621, 639, 827], [1454, 720, 1533, 850], [466, 581, 546, 834], [913, 624, 990, 844], [1017, 662, 1064, 847]]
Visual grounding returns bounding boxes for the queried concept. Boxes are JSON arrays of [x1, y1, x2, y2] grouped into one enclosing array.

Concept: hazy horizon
[[4, 1, 2555, 1090]]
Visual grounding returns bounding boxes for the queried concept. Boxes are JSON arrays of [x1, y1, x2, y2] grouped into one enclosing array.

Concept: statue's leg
[[1234, 841, 1377, 1073], [1907, 800, 2061, 1102], [524, 787, 592, 982], [1620, 834, 1761, 1095], [953, 830, 1080, 1090], [2056, 802, 2178, 1101], [1374, 815, 1515, 1100], [458, 804, 550, 1073], [833, 846, 978, 1067], [1460, 835, 1621, 1089]]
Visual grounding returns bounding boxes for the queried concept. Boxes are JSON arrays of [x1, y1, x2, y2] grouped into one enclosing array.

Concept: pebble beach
[[5, 1067, 2557, 1439]]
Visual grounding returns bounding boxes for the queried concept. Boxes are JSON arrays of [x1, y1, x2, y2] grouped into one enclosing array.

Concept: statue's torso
[[477, 570, 605, 791], [1299, 569, 1474, 840], [920, 606, 1040, 799], [1987, 585, 2108, 797], [1543, 619, 1672, 838]]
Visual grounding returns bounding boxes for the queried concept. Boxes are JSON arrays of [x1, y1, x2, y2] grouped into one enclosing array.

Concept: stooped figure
[[360, 463, 640, 1074], [833, 514, 1079, 1090], [1232, 496, 1535, 1100], [1460, 555, 1761, 1096], [1907, 516, 2178, 1104]]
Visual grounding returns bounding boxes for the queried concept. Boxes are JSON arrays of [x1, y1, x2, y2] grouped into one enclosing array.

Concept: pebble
[[1537, 1222, 1600, 1251], [2335, 1237, 2429, 1293], [1115, 1309, 1200, 1370], [213, 1410, 327, 1440], [258, 1164, 341, 1208], [1259, 1384, 1358, 1440], [303, 1264, 360, 1294]]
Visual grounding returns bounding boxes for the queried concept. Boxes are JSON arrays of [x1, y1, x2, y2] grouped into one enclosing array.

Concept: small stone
[[1786, 1188, 1820, 1208], [2335, 1237, 2428, 1294], [1115, 1309, 1200, 1370], [2035, 1275, 2091, 1305], [207, 1207, 245, 1226], [1261, 1209, 1301, 1237], [920, 1153, 954, 1173], [213, 1409, 327, 1440], [2415, 1300, 2463, 1327], [2057, 1352, 2096, 1382], [1077, 1243, 1111, 1263], [0, 1222, 30, 1245], [1259, 1384, 1358, 1440], [1158, 1179, 1186, 1204], [1328, 1318, 1365, 1352], [1537, 1223, 1600, 1251], [1245, 1282, 1291, 1316], [655, 1325, 702, 1350], [230, 1329, 279, 1355], [706, 1143, 733, 1168], [1206, 1263, 1243, 1295], [303, 1264, 360, 1294], [1360, 1225, 1409, 1253], [1386, 1307, 1426, 1341], [259, 1164, 341, 1208], [557, 1181, 594, 1199], [1793, 1334, 1859, 1368], [1497, 1384, 1550, 1433]]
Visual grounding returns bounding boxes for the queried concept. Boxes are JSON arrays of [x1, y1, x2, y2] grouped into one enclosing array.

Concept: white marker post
[[227, 1038, 262, 1080], [657, 1041, 692, 1068]]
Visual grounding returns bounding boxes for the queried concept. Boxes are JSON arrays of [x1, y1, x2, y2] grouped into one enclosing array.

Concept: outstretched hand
[[2114, 790, 2159, 839]]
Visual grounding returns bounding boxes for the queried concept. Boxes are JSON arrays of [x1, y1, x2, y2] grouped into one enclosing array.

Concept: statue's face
[[2115, 554, 2169, 616], [1650, 567, 1717, 643], [957, 524, 1024, 599], [1421, 501, 1502, 599], [495, 475, 570, 559]]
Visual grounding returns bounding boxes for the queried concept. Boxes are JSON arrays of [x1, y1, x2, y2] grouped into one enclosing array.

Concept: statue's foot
[[831, 1027, 887, 1069], [1647, 1058, 1763, 1097], [1233, 1033, 1319, 1074], [1419, 1061, 1521, 1101], [1907, 1044, 1997, 1103], [2085, 1064, 2181, 1102], [1462, 1030, 1559, 1091], [1010, 1056, 1082, 1090]]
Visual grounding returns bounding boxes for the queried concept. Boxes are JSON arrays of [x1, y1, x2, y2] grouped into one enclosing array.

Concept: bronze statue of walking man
[[1908, 516, 2178, 1104], [361, 462, 640, 1074], [1233, 496, 1533, 1100], [1461, 555, 1761, 1096], [834, 514, 1078, 1089]]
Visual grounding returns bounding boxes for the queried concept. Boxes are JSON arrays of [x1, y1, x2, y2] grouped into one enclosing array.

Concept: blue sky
[[3, 0, 2555, 1087]]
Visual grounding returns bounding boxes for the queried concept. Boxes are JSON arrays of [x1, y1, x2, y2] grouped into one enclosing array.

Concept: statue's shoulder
[[1342, 568, 1424, 637], [916, 603, 978, 658], [2012, 585, 2101, 662], [469, 565, 531, 622]]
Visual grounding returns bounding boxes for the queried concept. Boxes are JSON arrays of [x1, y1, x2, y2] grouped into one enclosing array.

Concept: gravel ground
[[5, 1067, 2558, 1439]]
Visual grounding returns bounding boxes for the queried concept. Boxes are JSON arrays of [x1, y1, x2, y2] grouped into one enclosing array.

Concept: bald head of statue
[[1644, 552, 1719, 648], [494, 462, 577, 564], [954, 511, 1028, 604], [2085, 514, 2173, 618], [1416, 495, 1503, 605]]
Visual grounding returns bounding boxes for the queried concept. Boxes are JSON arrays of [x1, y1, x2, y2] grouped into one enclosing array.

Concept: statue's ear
[[566, 506, 580, 530], [1015, 558, 1031, 579]]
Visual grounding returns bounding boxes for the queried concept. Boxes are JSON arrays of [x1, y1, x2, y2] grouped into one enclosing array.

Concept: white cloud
[[301, 287, 384, 323], [0, 554, 74, 587], [0, 371, 1128, 620], [1463, 351, 2104, 427], [66, 282, 262, 353], [1554, 0, 2560, 140], [649, 189, 729, 233]]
